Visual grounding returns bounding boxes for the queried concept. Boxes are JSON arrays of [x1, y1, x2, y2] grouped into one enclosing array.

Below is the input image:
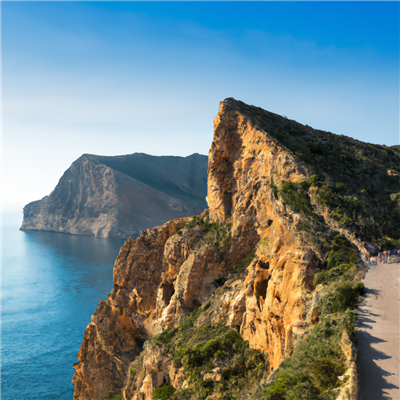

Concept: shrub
[[186, 213, 232, 250], [278, 181, 313, 215], [264, 315, 347, 399], [128, 354, 144, 382], [310, 174, 323, 187], [153, 385, 176, 400], [390, 192, 400, 204], [314, 270, 329, 286], [214, 276, 226, 287], [319, 282, 363, 315], [327, 235, 359, 269], [317, 185, 341, 209], [309, 357, 346, 393], [153, 328, 178, 346], [336, 182, 346, 191], [152, 309, 268, 399], [296, 220, 312, 232], [232, 251, 256, 274]]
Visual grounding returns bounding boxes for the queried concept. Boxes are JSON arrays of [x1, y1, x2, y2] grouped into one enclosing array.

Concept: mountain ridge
[[20, 153, 208, 238]]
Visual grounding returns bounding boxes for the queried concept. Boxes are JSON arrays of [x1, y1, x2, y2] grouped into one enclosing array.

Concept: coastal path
[[356, 262, 399, 399]]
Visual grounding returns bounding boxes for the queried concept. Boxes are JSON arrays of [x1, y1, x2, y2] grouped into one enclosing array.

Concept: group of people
[[369, 250, 400, 265]]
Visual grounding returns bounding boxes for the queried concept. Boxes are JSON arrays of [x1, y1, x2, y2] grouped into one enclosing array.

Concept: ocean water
[[1, 215, 125, 399]]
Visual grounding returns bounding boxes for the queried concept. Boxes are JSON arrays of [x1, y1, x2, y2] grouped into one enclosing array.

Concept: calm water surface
[[1, 216, 125, 399]]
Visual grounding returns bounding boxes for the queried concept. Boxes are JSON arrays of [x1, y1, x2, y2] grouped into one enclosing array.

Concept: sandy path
[[356, 262, 400, 400]]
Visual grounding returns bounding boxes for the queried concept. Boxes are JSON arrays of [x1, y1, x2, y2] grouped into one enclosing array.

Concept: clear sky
[[1, 1, 399, 213]]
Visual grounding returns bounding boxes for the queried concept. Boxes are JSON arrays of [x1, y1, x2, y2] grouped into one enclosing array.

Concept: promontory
[[21, 153, 208, 238], [72, 98, 400, 400]]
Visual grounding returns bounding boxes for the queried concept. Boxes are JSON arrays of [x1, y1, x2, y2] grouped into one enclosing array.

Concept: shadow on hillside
[[356, 331, 399, 400]]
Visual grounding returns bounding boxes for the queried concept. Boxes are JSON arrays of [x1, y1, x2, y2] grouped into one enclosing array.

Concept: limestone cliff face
[[73, 219, 186, 399], [206, 99, 320, 369], [72, 99, 397, 400], [21, 153, 207, 238]]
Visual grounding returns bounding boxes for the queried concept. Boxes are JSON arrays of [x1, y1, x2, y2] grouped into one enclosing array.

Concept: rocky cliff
[[21, 153, 208, 238], [73, 99, 400, 400]]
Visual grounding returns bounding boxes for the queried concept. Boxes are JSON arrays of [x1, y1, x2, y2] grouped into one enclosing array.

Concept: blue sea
[[1, 213, 126, 399]]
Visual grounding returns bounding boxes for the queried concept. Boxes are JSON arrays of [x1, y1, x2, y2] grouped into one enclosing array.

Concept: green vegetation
[[390, 192, 400, 203], [128, 354, 144, 381], [315, 181, 382, 238], [153, 385, 176, 400], [392, 145, 400, 154], [278, 181, 313, 215], [214, 275, 227, 287], [277, 174, 400, 251], [259, 237, 270, 249], [230, 100, 400, 251], [263, 309, 357, 399], [263, 232, 363, 398], [319, 282, 364, 317], [327, 235, 359, 269], [152, 304, 268, 399], [277, 178, 339, 257], [296, 220, 312, 233], [314, 235, 360, 286], [232, 251, 256, 274], [185, 213, 232, 250]]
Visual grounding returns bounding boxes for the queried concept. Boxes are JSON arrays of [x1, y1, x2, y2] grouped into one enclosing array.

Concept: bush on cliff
[[314, 235, 361, 286], [263, 314, 349, 400], [278, 181, 313, 215], [327, 235, 359, 269], [232, 251, 256, 274], [319, 281, 364, 316], [316, 181, 400, 251], [185, 212, 232, 250], [152, 305, 268, 399], [263, 237, 363, 399], [153, 385, 176, 400]]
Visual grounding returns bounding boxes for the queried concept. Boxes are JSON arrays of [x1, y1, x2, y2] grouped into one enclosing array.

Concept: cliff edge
[[21, 153, 208, 238], [72, 99, 400, 400]]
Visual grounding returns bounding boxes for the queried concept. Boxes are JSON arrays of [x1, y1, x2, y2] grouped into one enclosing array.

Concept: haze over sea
[[1, 213, 125, 399]]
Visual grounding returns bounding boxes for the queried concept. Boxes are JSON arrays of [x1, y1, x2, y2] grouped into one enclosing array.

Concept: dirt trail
[[356, 262, 400, 400]]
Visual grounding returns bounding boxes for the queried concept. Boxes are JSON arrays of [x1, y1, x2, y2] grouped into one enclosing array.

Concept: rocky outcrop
[[206, 99, 322, 369], [21, 153, 207, 238], [73, 99, 400, 400], [122, 343, 186, 400], [336, 331, 358, 400], [72, 218, 186, 399]]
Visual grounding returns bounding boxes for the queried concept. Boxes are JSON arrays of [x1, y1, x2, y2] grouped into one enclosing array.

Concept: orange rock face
[[73, 218, 187, 399], [207, 99, 322, 370], [73, 99, 366, 399]]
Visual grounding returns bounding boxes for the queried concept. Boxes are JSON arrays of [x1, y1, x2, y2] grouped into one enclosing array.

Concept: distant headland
[[20, 153, 208, 238]]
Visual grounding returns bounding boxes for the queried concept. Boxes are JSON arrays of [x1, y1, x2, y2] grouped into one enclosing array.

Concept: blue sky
[[2, 1, 399, 212]]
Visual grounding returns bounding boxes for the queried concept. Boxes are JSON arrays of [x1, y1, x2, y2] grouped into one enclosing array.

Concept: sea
[[1, 213, 126, 399]]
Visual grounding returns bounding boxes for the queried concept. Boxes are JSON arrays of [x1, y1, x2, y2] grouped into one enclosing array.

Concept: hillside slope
[[20, 153, 208, 238], [72, 99, 400, 400]]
